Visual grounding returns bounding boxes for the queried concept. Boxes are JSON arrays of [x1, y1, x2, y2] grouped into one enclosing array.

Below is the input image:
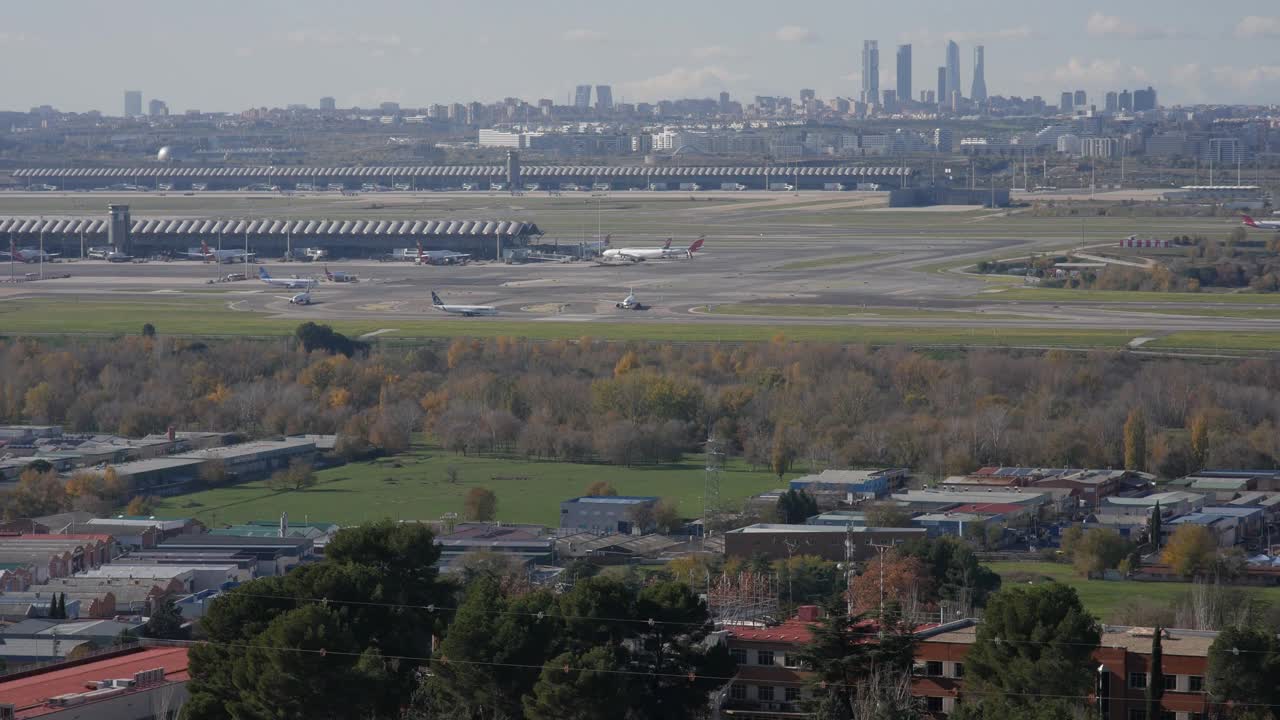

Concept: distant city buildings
[[574, 85, 592, 109], [594, 85, 613, 112], [1134, 86, 1158, 112], [970, 45, 987, 103], [896, 44, 912, 107], [319, 96, 336, 112], [861, 40, 880, 105], [945, 41, 961, 103], [123, 90, 142, 118], [148, 98, 168, 117]]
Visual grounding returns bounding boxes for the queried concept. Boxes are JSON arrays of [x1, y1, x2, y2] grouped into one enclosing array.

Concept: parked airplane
[[415, 241, 471, 265], [180, 240, 256, 263], [0, 245, 59, 263], [600, 236, 703, 263], [258, 267, 318, 289], [323, 266, 358, 283], [284, 291, 312, 305], [615, 288, 649, 310], [105, 251, 133, 263], [431, 291, 497, 316], [1242, 215, 1280, 231]]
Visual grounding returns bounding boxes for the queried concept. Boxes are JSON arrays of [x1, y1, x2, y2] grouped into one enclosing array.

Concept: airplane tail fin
[[1242, 215, 1257, 227], [687, 236, 705, 256], [324, 265, 333, 280], [662, 238, 672, 249], [603, 234, 611, 246], [258, 267, 270, 279], [431, 291, 444, 306]]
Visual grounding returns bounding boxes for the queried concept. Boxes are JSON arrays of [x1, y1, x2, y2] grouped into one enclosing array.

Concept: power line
[[144, 638, 1280, 708]]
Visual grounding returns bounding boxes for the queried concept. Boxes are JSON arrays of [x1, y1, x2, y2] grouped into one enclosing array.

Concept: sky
[[4, 0, 1279, 113]]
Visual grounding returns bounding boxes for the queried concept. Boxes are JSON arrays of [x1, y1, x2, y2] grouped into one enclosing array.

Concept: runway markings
[[1128, 337, 1157, 348], [358, 329, 400, 340]]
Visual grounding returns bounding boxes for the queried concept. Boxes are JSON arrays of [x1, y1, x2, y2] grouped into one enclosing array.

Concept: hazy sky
[[5, 0, 1279, 113]]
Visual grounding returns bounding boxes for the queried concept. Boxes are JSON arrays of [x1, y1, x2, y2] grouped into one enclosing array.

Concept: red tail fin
[[688, 237, 705, 253], [662, 238, 672, 249], [1242, 215, 1257, 227]]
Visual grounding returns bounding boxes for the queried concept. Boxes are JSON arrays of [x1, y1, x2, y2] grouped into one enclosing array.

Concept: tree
[[776, 489, 818, 524], [186, 521, 447, 720], [848, 554, 933, 615], [1162, 524, 1217, 577], [125, 495, 155, 516], [1124, 408, 1147, 471], [1148, 501, 1162, 550], [463, 487, 497, 521], [585, 481, 617, 497], [198, 458, 230, 487], [1147, 626, 1164, 720], [1189, 413, 1211, 470], [652, 497, 682, 534], [1206, 626, 1280, 718], [266, 458, 316, 492], [953, 583, 1100, 720], [294, 322, 368, 357], [1067, 528, 1134, 577], [799, 609, 917, 719], [142, 323, 156, 338], [770, 424, 796, 479], [898, 536, 1001, 608], [144, 597, 189, 640]]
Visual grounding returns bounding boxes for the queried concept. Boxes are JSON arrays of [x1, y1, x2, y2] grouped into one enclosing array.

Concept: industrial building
[[722, 524, 925, 562], [559, 496, 659, 535], [0, 645, 190, 720]]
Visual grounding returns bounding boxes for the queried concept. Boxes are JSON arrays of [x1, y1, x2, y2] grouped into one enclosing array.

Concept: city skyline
[[2, 1, 1280, 112]]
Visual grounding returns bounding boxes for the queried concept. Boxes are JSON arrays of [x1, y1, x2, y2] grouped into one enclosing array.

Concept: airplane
[[323, 266, 358, 283], [600, 236, 704, 263], [180, 240, 256, 264], [105, 251, 133, 263], [280, 291, 312, 305], [258, 267, 318, 289], [415, 240, 470, 266], [0, 244, 60, 263], [615, 288, 649, 310], [431, 290, 497, 317], [1242, 215, 1280, 231]]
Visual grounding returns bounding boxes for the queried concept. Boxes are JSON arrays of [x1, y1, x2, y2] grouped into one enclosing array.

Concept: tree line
[[3, 333, 1280, 518]]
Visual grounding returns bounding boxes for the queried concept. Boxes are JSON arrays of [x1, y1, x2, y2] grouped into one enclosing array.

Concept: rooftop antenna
[[702, 436, 724, 545]]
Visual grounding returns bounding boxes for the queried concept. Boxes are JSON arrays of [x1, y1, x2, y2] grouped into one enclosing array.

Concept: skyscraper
[[1118, 89, 1133, 112], [945, 41, 961, 102], [1073, 90, 1087, 108], [1104, 92, 1118, 113], [319, 96, 336, 112], [896, 44, 912, 107], [861, 41, 880, 105], [574, 85, 592, 109], [1133, 86, 1157, 111], [595, 85, 613, 111], [1060, 92, 1074, 113], [970, 46, 987, 102], [148, 99, 168, 117], [124, 90, 142, 117], [937, 67, 947, 107]]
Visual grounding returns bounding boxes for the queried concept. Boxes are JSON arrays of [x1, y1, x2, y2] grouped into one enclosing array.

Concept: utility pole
[[869, 540, 895, 623]]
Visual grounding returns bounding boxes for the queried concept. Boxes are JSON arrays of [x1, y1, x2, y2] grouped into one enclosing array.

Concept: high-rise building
[[595, 85, 613, 111], [1060, 92, 1074, 113], [1133, 86, 1157, 112], [882, 89, 897, 111], [922, 90, 936, 104], [934, 128, 954, 153], [574, 85, 592, 109], [1118, 89, 1133, 112], [937, 67, 947, 107], [1104, 92, 1118, 113], [861, 41, 880, 105], [319, 96, 336, 112], [124, 90, 142, 117], [970, 46, 987, 102], [148, 99, 168, 117], [1073, 90, 1087, 108], [945, 41, 961, 102], [896, 45, 912, 106], [719, 91, 731, 112], [799, 88, 816, 102]]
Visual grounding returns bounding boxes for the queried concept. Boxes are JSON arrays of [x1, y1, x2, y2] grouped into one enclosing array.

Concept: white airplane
[[282, 291, 312, 305], [431, 290, 497, 316], [258, 267, 318, 289], [415, 241, 471, 266], [180, 240, 255, 264], [600, 236, 704, 263], [615, 288, 648, 310], [1242, 215, 1280, 231], [1, 244, 60, 263]]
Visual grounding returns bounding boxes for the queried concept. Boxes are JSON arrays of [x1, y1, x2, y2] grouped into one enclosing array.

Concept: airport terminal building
[[10, 163, 915, 192], [0, 215, 543, 259]]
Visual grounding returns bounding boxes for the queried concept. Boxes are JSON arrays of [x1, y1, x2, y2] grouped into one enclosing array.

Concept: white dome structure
[[157, 146, 175, 162]]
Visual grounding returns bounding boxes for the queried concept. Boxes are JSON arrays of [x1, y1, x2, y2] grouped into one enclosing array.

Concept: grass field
[[703, 304, 1005, 321], [978, 287, 1280, 305], [0, 297, 1143, 348], [150, 446, 785, 527], [985, 561, 1280, 620], [1146, 331, 1280, 351], [778, 254, 892, 271]]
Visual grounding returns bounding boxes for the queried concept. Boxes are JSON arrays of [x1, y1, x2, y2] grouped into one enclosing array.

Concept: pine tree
[[1124, 408, 1147, 472], [1147, 626, 1164, 720], [1148, 501, 1162, 550]]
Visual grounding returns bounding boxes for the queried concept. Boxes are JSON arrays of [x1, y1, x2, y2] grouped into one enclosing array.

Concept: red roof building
[[0, 646, 189, 719]]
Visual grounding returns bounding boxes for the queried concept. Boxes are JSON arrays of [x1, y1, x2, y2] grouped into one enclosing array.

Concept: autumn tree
[[1124, 408, 1147, 471], [848, 554, 933, 615], [464, 487, 497, 521], [775, 489, 817, 524], [125, 495, 155, 516], [652, 498, 682, 534], [770, 424, 796, 479], [198, 459, 229, 487], [1189, 411, 1211, 470], [1162, 524, 1217, 577], [585, 481, 617, 497], [865, 503, 915, 528]]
